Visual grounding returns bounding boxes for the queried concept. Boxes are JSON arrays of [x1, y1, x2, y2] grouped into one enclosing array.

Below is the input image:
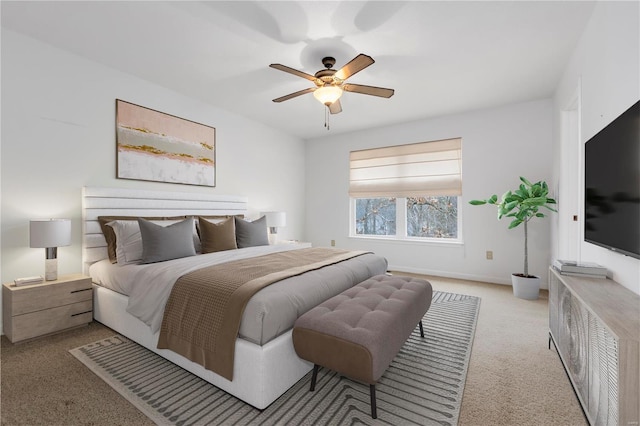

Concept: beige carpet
[[404, 274, 587, 426], [1, 275, 586, 425]]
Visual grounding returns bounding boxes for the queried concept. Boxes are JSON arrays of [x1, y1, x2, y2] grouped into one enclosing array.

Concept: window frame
[[349, 196, 463, 244]]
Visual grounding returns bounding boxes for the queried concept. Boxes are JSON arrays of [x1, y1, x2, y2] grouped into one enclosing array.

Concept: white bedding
[[90, 244, 307, 332], [90, 244, 388, 345]]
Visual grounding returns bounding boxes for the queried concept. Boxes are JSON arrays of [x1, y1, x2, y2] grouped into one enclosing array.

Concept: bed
[[82, 186, 388, 409]]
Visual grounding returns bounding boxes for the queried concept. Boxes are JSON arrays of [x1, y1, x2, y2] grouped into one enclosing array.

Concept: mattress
[[89, 244, 388, 345]]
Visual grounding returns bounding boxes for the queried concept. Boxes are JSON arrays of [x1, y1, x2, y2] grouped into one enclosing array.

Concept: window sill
[[349, 235, 463, 247]]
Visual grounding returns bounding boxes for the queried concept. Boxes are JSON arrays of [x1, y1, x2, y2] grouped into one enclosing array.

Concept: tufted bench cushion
[[292, 274, 432, 418]]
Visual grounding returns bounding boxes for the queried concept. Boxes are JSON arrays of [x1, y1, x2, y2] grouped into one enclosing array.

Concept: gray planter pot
[[511, 274, 540, 300]]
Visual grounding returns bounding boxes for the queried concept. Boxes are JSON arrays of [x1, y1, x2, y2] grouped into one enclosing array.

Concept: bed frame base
[[92, 285, 313, 409]]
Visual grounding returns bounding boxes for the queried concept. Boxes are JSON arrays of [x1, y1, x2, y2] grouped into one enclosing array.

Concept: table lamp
[[260, 211, 286, 244], [30, 219, 71, 281]]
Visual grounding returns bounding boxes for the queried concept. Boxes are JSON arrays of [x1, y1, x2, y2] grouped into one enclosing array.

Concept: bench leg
[[370, 384, 377, 419], [419, 320, 425, 338], [310, 364, 319, 392]]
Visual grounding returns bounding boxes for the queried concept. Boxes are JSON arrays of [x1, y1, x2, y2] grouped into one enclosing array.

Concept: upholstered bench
[[292, 274, 433, 419]]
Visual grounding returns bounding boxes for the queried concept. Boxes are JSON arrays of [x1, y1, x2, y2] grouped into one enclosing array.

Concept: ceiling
[[1, 1, 596, 140]]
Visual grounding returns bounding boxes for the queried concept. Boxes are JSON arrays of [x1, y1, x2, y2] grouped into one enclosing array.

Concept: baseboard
[[387, 264, 512, 286], [387, 265, 550, 290]]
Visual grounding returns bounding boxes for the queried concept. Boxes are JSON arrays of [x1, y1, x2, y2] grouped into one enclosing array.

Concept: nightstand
[[2, 273, 93, 343]]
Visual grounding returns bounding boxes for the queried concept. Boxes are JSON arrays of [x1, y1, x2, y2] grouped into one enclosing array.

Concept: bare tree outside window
[[407, 196, 458, 238], [355, 198, 396, 235]]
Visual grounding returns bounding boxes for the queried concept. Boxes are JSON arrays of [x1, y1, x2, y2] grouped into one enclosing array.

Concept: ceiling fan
[[269, 54, 394, 115]]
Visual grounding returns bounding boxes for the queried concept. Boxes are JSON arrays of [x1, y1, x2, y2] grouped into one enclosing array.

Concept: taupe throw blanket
[[157, 247, 369, 381]]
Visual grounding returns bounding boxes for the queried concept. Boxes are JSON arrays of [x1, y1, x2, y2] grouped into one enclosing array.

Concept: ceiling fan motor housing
[[315, 69, 337, 84], [322, 57, 336, 69], [316, 57, 339, 85]]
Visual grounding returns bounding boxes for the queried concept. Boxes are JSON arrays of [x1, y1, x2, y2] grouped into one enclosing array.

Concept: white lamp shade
[[30, 219, 71, 248], [313, 86, 343, 105], [260, 211, 286, 228]]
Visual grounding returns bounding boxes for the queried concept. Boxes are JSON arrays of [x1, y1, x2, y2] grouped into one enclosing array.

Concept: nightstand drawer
[[11, 277, 92, 315], [9, 300, 93, 342]]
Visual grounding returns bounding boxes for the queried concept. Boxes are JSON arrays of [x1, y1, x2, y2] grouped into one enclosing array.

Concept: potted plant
[[469, 177, 557, 299]]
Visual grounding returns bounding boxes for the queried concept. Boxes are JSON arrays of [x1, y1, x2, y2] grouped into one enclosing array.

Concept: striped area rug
[[70, 291, 479, 425]]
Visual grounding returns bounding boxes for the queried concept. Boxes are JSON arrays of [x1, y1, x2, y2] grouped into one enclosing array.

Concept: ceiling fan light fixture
[[313, 86, 343, 106]]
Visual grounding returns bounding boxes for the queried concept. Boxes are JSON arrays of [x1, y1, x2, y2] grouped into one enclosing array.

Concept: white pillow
[[107, 219, 197, 265]]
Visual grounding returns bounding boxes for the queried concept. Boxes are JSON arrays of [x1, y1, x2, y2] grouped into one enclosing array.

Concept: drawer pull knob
[[70, 288, 91, 294], [71, 310, 92, 317]]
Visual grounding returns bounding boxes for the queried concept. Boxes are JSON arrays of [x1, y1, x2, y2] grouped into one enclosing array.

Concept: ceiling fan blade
[[272, 87, 315, 103], [328, 99, 342, 114], [334, 54, 375, 80], [343, 83, 394, 98], [269, 63, 318, 82]]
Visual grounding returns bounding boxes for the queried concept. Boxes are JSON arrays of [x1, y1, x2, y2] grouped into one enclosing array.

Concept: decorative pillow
[[106, 220, 147, 265], [194, 215, 232, 234], [235, 215, 269, 248], [98, 215, 185, 263], [106, 218, 194, 265], [138, 217, 196, 264], [198, 217, 238, 253]]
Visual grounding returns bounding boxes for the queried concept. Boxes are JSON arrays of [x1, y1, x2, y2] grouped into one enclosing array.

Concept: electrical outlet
[[486, 250, 493, 260], [331, 239, 336, 247]]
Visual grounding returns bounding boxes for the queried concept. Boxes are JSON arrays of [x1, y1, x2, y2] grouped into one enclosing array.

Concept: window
[[355, 197, 396, 236], [350, 139, 462, 241]]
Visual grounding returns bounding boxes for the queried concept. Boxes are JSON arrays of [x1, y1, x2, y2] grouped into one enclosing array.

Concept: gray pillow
[[235, 216, 269, 248], [138, 217, 196, 263]]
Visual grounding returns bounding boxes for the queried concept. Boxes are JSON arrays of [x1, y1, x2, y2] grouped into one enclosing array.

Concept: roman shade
[[349, 138, 462, 197]]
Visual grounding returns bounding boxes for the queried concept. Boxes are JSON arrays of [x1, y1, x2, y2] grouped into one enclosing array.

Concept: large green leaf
[[522, 196, 549, 206], [520, 176, 532, 186], [508, 218, 523, 229], [514, 210, 529, 221], [504, 200, 519, 212], [515, 188, 528, 199], [501, 191, 512, 203]]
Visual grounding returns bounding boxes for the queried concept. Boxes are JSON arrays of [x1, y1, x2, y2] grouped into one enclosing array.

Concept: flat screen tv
[[584, 100, 640, 259]]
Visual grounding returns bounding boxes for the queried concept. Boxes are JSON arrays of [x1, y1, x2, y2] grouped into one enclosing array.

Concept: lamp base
[[45, 258, 58, 281], [268, 233, 279, 245], [268, 227, 279, 245]]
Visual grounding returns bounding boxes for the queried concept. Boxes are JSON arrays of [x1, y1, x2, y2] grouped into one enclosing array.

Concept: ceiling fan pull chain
[[324, 106, 330, 130]]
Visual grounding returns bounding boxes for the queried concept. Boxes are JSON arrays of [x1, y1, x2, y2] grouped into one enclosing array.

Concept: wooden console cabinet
[[549, 267, 639, 425], [3, 274, 93, 343]]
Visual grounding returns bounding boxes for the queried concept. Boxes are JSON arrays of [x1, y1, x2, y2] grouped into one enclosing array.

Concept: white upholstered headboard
[[82, 186, 248, 274]]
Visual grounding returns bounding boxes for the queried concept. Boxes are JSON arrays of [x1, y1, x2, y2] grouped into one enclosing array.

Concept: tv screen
[[584, 100, 640, 259]]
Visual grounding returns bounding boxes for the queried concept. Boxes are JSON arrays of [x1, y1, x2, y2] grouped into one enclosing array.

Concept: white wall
[[0, 30, 306, 292], [553, 1, 640, 294], [305, 99, 554, 287]]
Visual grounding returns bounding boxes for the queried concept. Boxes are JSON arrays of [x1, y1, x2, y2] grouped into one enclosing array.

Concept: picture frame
[[116, 99, 216, 187]]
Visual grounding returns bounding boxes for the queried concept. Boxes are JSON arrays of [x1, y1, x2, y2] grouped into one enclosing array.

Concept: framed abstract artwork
[[116, 100, 216, 187]]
